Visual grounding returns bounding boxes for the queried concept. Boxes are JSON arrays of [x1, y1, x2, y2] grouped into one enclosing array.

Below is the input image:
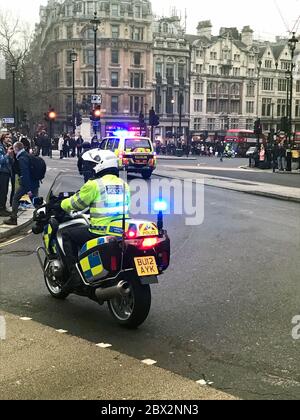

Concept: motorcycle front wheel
[[108, 274, 151, 329], [44, 260, 69, 300]]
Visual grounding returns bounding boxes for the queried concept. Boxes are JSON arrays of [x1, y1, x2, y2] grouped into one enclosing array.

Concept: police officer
[[61, 150, 130, 289]]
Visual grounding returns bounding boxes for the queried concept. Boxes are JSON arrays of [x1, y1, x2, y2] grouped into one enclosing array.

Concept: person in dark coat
[[0, 134, 14, 217], [63, 135, 70, 158], [77, 142, 94, 182], [69, 135, 77, 158], [4, 142, 40, 226], [76, 135, 84, 158], [91, 136, 99, 149]]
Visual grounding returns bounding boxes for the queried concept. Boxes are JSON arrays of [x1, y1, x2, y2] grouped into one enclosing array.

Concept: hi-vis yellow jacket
[[61, 175, 130, 235]]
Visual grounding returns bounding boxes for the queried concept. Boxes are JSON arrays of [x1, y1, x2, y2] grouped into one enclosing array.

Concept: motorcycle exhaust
[[95, 281, 130, 303]]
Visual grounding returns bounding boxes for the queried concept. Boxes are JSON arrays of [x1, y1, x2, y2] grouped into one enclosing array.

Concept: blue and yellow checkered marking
[[43, 224, 53, 251], [80, 237, 106, 255], [80, 251, 104, 281]]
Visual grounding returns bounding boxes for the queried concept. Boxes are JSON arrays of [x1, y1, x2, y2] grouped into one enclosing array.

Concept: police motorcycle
[[32, 171, 170, 329]]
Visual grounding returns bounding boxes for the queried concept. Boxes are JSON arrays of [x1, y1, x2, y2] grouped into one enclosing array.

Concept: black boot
[[3, 217, 17, 226], [63, 267, 82, 292]]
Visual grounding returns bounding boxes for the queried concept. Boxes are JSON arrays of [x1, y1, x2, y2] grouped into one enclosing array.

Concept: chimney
[[197, 20, 212, 40], [241, 26, 254, 46]]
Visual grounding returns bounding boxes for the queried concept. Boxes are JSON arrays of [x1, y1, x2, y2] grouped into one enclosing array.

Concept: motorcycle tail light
[[141, 237, 158, 249], [111, 256, 118, 271]]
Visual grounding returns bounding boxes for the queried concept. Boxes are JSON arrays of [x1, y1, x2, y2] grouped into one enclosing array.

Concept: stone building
[[152, 15, 191, 140], [188, 21, 300, 140], [32, 0, 154, 136]]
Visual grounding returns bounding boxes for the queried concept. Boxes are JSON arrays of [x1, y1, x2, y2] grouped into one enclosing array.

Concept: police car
[[100, 132, 156, 179]]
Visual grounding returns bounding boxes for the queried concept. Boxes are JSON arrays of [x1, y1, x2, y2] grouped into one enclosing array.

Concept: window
[[262, 98, 272, 116], [231, 119, 239, 129], [53, 71, 60, 88], [278, 79, 287, 92], [220, 67, 230, 76], [209, 65, 217, 75], [219, 83, 229, 96], [156, 62, 162, 76], [66, 50, 73, 65], [231, 83, 240, 96], [133, 52, 141, 66], [166, 64, 174, 78], [207, 99, 217, 113], [246, 101, 254, 114], [86, 2, 94, 15], [111, 25, 120, 39], [66, 71, 72, 87], [265, 60, 272, 68], [262, 78, 274, 91], [194, 82, 204, 94], [84, 50, 94, 66], [246, 119, 254, 130], [194, 99, 203, 112], [67, 26, 73, 39], [194, 118, 201, 131], [134, 5, 141, 18], [178, 64, 185, 79], [297, 81, 300, 93], [132, 27, 144, 41], [248, 69, 255, 77], [66, 95, 72, 114], [231, 101, 240, 113], [111, 4, 119, 17], [234, 54, 240, 62], [130, 96, 144, 114], [281, 61, 291, 71], [195, 64, 203, 74], [247, 83, 255, 97], [54, 52, 59, 66], [111, 72, 119, 87], [111, 96, 119, 113], [207, 82, 217, 96], [85, 29, 94, 40], [210, 52, 217, 60], [218, 100, 229, 113], [111, 50, 119, 64], [207, 118, 215, 131], [130, 72, 144, 88], [83, 72, 94, 87], [277, 99, 286, 117], [233, 67, 240, 77]]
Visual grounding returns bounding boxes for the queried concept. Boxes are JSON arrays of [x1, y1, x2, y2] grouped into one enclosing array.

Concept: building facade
[[152, 16, 191, 140], [189, 22, 300, 140], [33, 0, 154, 136]]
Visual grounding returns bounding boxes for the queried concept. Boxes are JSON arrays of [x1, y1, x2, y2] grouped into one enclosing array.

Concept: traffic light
[[76, 113, 83, 127], [91, 106, 101, 122], [20, 110, 28, 122], [254, 118, 262, 136], [45, 108, 57, 121], [149, 107, 160, 127]]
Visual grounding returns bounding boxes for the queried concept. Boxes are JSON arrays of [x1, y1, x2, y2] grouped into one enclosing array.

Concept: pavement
[[0, 311, 236, 400]]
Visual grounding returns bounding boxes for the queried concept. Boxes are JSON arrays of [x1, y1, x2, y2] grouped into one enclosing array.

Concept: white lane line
[[19, 317, 32, 321], [56, 329, 68, 334], [96, 343, 112, 349], [142, 359, 157, 366]]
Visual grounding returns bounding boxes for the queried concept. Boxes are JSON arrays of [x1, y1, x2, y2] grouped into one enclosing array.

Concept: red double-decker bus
[[224, 129, 263, 157]]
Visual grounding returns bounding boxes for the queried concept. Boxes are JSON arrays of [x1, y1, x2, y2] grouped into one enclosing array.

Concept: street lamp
[[11, 64, 17, 129], [256, 60, 262, 119], [90, 11, 101, 96], [171, 98, 175, 138], [70, 49, 78, 134], [288, 32, 298, 144]]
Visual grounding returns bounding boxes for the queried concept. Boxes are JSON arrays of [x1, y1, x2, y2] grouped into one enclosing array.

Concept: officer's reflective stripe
[[77, 196, 89, 208], [70, 196, 83, 211], [90, 208, 128, 218], [71, 195, 89, 211]]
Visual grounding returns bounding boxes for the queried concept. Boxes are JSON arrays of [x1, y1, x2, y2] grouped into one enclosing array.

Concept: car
[[100, 133, 156, 179]]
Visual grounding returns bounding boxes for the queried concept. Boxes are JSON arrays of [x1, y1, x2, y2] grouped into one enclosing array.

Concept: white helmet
[[82, 149, 118, 176]]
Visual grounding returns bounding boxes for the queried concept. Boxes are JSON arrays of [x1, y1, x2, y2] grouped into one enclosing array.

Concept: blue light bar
[[154, 200, 168, 212], [113, 130, 130, 137]]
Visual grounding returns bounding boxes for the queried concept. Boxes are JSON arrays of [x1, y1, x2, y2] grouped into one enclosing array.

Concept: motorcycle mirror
[[33, 197, 44, 208]]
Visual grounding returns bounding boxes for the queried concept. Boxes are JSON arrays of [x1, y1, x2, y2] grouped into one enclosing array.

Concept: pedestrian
[[76, 135, 84, 158], [4, 142, 40, 226], [41, 131, 51, 157], [20, 136, 31, 153], [91, 136, 99, 149], [63, 134, 70, 158], [217, 141, 225, 162], [277, 143, 286, 172], [35, 132, 43, 156], [0, 134, 14, 217], [272, 143, 279, 173], [69, 135, 77, 158], [58, 134, 64, 159]]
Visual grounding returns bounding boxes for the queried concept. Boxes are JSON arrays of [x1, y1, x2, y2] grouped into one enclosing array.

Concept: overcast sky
[[0, 0, 299, 40]]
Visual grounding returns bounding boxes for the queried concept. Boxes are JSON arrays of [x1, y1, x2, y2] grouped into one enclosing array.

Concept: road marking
[[96, 343, 112, 349], [19, 317, 32, 321], [56, 329, 68, 334], [142, 359, 157, 366]]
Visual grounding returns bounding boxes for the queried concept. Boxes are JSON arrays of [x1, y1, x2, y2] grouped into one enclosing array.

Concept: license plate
[[134, 256, 159, 277]]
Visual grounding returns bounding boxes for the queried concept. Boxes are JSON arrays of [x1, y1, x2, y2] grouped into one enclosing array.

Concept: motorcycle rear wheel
[[108, 275, 151, 329]]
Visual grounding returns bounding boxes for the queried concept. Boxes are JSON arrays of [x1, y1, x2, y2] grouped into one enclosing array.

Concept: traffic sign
[[2, 118, 14, 124], [91, 94, 102, 105]]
